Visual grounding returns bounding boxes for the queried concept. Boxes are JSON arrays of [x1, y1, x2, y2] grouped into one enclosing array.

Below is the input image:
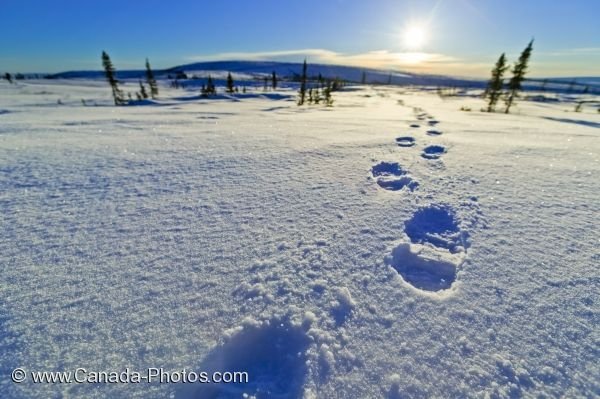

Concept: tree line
[[297, 59, 343, 107]]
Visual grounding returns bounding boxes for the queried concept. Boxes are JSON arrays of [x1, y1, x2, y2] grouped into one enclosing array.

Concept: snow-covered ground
[[0, 79, 598, 398]]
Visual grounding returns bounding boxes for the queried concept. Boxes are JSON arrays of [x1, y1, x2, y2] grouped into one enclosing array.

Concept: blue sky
[[1, 0, 599, 77]]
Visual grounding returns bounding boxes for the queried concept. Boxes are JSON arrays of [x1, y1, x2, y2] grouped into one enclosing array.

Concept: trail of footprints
[[372, 107, 470, 293], [184, 107, 473, 399]]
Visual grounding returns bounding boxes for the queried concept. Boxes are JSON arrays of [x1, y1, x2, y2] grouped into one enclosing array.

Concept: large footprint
[[371, 161, 419, 192], [386, 204, 468, 293], [178, 318, 311, 398], [422, 145, 446, 160]]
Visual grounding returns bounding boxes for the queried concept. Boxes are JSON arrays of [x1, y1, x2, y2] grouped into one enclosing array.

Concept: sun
[[403, 24, 427, 50]]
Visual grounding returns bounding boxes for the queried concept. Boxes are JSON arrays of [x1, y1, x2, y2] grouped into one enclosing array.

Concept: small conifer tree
[[101, 51, 124, 105], [226, 72, 234, 93], [145, 58, 159, 99], [298, 59, 308, 105], [272, 71, 278, 90], [504, 39, 534, 113], [485, 53, 508, 112], [206, 75, 215, 95], [139, 81, 148, 99], [324, 82, 334, 107]]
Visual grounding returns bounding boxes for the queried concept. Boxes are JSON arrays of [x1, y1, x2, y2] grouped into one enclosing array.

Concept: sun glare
[[403, 24, 427, 50]]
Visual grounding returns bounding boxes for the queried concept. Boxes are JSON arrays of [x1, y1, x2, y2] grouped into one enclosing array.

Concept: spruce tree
[[504, 39, 534, 113], [4, 73, 12, 83], [298, 59, 307, 105], [226, 72, 234, 93], [145, 58, 159, 99], [101, 51, 124, 105], [485, 53, 508, 112], [272, 71, 277, 90], [324, 81, 334, 107], [361, 71, 366, 84], [206, 75, 215, 95], [139, 81, 148, 99]]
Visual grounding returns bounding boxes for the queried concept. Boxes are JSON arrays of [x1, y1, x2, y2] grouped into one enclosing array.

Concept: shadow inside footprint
[[387, 243, 458, 292], [426, 130, 442, 136], [377, 176, 418, 191], [178, 319, 310, 399], [409, 124, 420, 128], [396, 136, 416, 147], [404, 204, 465, 252], [372, 161, 406, 177], [421, 145, 445, 159]]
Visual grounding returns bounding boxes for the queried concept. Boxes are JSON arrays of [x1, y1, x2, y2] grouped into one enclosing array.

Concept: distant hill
[[41, 60, 600, 93], [49, 60, 484, 87]]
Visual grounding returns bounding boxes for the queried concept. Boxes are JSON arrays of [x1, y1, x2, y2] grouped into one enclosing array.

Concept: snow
[[0, 78, 599, 398]]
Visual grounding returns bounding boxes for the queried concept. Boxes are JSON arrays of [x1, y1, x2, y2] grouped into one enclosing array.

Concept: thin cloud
[[537, 47, 600, 57]]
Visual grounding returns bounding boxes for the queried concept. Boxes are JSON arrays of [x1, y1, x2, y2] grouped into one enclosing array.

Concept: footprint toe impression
[[371, 161, 418, 192]]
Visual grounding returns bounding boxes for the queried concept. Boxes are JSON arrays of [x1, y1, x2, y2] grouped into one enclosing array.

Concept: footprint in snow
[[404, 204, 467, 252], [178, 318, 311, 399], [428, 120, 440, 126], [426, 130, 442, 136], [422, 145, 446, 160], [409, 124, 420, 128], [395, 136, 416, 147], [371, 161, 418, 192], [386, 204, 469, 293]]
